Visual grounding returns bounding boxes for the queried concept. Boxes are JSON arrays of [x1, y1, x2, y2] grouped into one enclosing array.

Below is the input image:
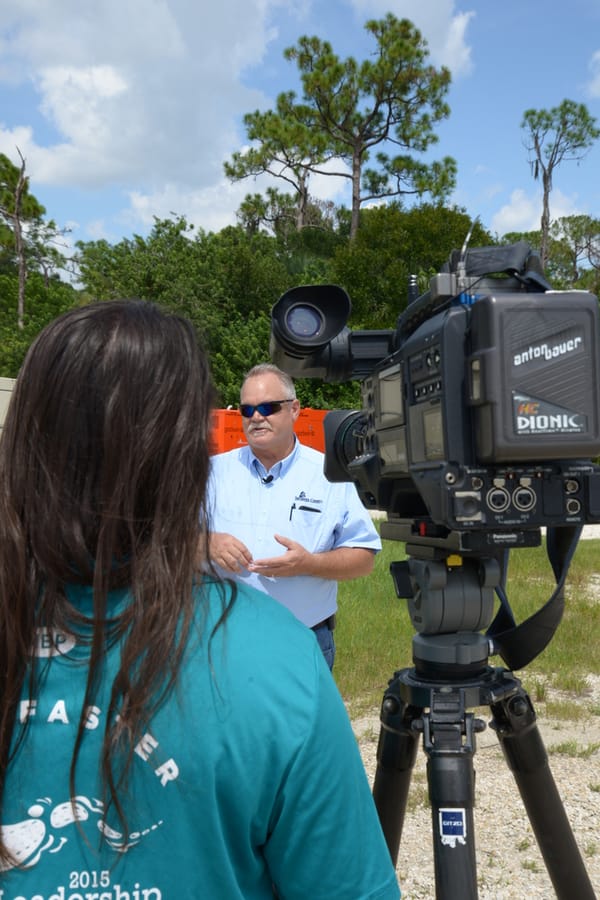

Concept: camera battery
[[468, 291, 600, 462]]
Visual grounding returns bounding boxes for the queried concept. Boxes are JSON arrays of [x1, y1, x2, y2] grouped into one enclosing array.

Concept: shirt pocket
[[288, 504, 337, 552]]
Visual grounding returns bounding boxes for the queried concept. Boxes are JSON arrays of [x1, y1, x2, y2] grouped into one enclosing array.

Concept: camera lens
[[285, 305, 323, 338]]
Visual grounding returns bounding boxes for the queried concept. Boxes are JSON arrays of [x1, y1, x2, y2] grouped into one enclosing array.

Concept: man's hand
[[209, 532, 253, 573], [248, 534, 310, 577], [212, 532, 376, 581], [250, 537, 376, 581]]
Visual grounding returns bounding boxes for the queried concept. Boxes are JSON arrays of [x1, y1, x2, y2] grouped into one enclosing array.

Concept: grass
[[333, 534, 600, 718], [547, 740, 600, 758]]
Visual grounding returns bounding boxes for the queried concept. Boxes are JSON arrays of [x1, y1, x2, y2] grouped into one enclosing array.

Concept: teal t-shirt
[[1, 581, 400, 900]]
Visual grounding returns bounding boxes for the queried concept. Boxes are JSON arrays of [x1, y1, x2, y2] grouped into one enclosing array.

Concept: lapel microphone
[[262, 475, 274, 484]]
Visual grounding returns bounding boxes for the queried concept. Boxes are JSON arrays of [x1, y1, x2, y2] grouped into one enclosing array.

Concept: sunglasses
[[239, 399, 294, 418]]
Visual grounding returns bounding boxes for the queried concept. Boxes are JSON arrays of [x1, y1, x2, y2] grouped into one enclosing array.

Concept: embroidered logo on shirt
[[294, 491, 323, 505], [290, 491, 323, 520]]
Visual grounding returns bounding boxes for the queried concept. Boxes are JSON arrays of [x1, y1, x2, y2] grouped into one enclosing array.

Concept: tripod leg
[[490, 684, 596, 899], [372, 676, 421, 864], [423, 689, 480, 900]]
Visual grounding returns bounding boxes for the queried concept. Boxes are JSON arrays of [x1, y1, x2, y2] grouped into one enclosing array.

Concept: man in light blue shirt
[[208, 363, 381, 668]]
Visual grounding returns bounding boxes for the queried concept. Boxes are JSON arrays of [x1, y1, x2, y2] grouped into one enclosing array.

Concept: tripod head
[[386, 518, 580, 677]]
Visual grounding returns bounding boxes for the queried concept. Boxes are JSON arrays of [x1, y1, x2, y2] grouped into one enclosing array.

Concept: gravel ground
[[353, 525, 600, 899]]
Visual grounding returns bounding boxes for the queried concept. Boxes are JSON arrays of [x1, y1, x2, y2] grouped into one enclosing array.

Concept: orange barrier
[[210, 408, 327, 455]]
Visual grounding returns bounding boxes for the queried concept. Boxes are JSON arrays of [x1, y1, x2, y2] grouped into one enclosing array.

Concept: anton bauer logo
[[513, 393, 586, 435], [513, 334, 583, 366]]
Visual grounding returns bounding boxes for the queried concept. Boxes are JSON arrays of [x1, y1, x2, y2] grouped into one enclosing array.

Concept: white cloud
[[543, 189, 582, 223], [38, 65, 128, 150], [440, 10, 474, 77], [490, 188, 581, 239], [491, 189, 541, 236], [586, 49, 600, 99], [126, 178, 249, 234], [0, 0, 281, 195], [0, 124, 35, 157], [308, 157, 352, 202], [80, 219, 108, 241]]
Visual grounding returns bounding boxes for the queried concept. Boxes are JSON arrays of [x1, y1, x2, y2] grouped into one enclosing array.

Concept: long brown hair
[[0, 299, 229, 860]]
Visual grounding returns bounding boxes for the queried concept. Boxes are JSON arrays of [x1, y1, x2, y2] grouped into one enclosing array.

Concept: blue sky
[[1, 0, 600, 253]]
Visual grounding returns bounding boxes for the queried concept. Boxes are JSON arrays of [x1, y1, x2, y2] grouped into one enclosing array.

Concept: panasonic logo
[[514, 335, 583, 366]]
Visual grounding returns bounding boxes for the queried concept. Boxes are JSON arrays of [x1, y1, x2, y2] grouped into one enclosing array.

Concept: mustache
[[247, 422, 273, 433]]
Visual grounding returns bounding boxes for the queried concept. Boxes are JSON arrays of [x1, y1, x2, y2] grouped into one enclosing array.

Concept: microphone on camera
[[262, 475, 274, 484]]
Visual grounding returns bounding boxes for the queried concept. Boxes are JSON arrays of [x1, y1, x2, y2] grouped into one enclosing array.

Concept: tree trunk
[[14, 154, 28, 330], [296, 171, 308, 230], [540, 170, 552, 270], [350, 149, 361, 241]]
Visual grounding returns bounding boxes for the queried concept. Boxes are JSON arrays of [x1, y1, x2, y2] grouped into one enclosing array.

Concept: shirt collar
[[247, 437, 299, 482]]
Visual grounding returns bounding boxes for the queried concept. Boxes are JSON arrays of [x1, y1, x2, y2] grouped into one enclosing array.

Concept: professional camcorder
[[272, 242, 600, 894], [271, 241, 600, 555]]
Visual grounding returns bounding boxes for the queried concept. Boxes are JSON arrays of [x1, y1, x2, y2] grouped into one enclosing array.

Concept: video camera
[[272, 241, 600, 894], [270, 241, 600, 556]]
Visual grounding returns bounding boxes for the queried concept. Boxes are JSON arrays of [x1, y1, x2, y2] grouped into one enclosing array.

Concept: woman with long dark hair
[[0, 300, 400, 899]]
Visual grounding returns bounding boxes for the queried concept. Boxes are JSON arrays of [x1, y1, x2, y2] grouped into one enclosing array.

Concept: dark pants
[[311, 616, 336, 670]]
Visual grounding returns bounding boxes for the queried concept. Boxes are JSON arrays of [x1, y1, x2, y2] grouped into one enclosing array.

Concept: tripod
[[371, 536, 596, 899]]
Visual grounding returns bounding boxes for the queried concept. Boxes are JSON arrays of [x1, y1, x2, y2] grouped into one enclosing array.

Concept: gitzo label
[[438, 808, 467, 848], [513, 393, 586, 435]]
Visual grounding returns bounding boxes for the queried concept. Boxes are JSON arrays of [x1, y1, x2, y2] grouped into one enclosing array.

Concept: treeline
[[73, 204, 497, 408], [1, 200, 600, 408]]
